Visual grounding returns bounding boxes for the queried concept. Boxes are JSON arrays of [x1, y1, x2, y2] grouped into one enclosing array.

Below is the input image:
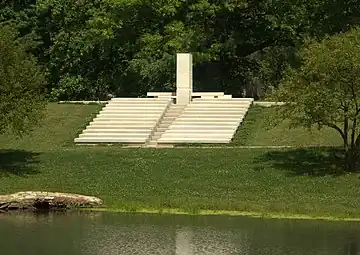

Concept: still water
[[0, 212, 359, 255]]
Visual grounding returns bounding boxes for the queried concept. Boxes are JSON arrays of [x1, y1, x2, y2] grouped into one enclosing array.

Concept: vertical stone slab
[[176, 53, 193, 105]]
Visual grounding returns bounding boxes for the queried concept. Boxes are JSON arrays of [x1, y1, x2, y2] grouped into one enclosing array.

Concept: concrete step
[[84, 129, 152, 133], [192, 98, 253, 102], [187, 104, 250, 108], [110, 98, 170, 102], [89, 122, 156, 127], [185, 106, 247, 110], [106, 104, 168, 108], [183, 110, 247, 114], [178, 115, 244, 119], [167, 125, 235, 130], [95, 116, 159, 121], [151, 135, 161, 140], [100, 109, 164, 114], [164, 129, 235, 134], [156, 128, 167, 132], [79, 133, 149, 138], [161, 121, 176, 125], [93, 118, 158, 122], [161, 133, 231, 138], [172, 121, 240, 126], [97, 113, 161, 117], [162, 117, 177, 121], [165, 115, 182, 119], [165, 111, 184, 114], [175, 118, 242, 122], [157, 138, 231, 144], [75, 137, 147, 143]]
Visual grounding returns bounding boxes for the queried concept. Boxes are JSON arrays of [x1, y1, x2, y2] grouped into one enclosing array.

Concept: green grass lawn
[[0, 103, 359, 219], [232, 106, 343, 147]]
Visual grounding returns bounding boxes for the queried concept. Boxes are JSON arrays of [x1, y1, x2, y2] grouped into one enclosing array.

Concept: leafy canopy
[[273, 27, 360, 171], [0, 25, 45, 136]]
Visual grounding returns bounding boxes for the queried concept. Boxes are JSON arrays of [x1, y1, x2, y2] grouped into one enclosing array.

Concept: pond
[[0, 212, 359, 255]]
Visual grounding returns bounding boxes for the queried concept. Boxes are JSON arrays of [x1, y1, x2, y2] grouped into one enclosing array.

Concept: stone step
[[161, 133, 231, 138], [79, 133, 149, 138], [75, 137, 147, 143], [172, 121, 240, 126], [106, 103, 167, 107], [178, 115, 244, 119], [100, 110, 164, 114], [164, 129, 235, 134], [89, 123, 155, 128], [192, 98, 253, 102], [175, 118, 242, 123], [97, 113, 161, 117], [160, 121, 173, 124], [164, 111, 183, 115], [93, 118, 157, 123], [183, 111, 246, 115], [84, 129, 152, 133], [110, 98, 170, 102], [157, 138, 231, 144], [162, 117, 177, 121], [187, 104, 249, 108], [168, 123, 237, 130], [185, 108, 247, 112]]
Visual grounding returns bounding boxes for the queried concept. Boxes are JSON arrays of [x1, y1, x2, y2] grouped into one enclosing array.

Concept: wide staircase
[[74, 98, 171, 144], [74, 96, 253, 145], [157, 98, 254, 144]]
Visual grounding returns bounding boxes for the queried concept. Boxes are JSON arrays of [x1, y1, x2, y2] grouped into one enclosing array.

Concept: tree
[[0, 25, 45, 136], [272, 27, 360, 172]]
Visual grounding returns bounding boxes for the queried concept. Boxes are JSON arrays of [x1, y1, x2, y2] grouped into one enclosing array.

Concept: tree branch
[[325, 122, 346, 143]]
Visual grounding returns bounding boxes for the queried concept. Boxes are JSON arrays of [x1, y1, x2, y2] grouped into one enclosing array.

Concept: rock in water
[[0, 191, 103, 211]]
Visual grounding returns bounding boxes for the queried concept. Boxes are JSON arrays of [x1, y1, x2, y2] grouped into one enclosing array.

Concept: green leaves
[[273, 27, 360, 169], [2, 0, 359, 100], [0, 25, 45, 136]]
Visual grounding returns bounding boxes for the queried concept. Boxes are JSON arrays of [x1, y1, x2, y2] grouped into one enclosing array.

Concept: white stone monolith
[[176, 53, 193, 105]]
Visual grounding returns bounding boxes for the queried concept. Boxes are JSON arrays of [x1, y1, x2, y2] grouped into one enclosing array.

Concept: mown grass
[[1, 147, 360, 218], [233, 106, 343, 146], [0, 103, 102, 151], [0, 103, 359, 219]]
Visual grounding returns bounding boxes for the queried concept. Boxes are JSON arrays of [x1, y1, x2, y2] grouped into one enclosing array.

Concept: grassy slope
[[0, 103, 102, 151], [233, 106, 343, 146], [0, 103, 359, 219]]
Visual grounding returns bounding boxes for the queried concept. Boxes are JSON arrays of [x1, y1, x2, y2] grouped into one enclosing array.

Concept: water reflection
[[0, 212, 360, 255]]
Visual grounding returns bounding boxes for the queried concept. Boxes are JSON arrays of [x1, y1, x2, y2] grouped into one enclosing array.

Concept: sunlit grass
[[0, 103, 358, 219]]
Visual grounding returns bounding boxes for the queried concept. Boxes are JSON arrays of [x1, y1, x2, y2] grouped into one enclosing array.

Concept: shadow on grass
[[0, 149, 41, 177], [256, 147, 347, 177]]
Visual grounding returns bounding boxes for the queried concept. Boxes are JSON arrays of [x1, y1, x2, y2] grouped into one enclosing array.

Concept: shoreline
[[81, 207, 360, 222]]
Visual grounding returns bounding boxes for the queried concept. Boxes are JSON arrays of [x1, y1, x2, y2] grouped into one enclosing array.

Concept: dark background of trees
[[1, 0, 359, 101]]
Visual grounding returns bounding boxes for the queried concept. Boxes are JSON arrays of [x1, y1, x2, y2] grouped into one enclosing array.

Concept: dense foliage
[[274, 27, 360, 171], [1, 0, 358, 101], [0, 25, 45, 136]]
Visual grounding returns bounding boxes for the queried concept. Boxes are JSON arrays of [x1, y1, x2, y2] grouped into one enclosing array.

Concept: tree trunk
[[345, 148, 359, 172]]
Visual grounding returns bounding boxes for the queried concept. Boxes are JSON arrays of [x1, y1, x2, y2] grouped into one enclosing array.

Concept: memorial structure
[[74, 53, 253, 145]]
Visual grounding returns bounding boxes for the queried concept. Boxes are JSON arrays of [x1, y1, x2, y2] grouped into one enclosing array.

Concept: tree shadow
[[0, 149, 41, 177], [255, 147, 347, 177]]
